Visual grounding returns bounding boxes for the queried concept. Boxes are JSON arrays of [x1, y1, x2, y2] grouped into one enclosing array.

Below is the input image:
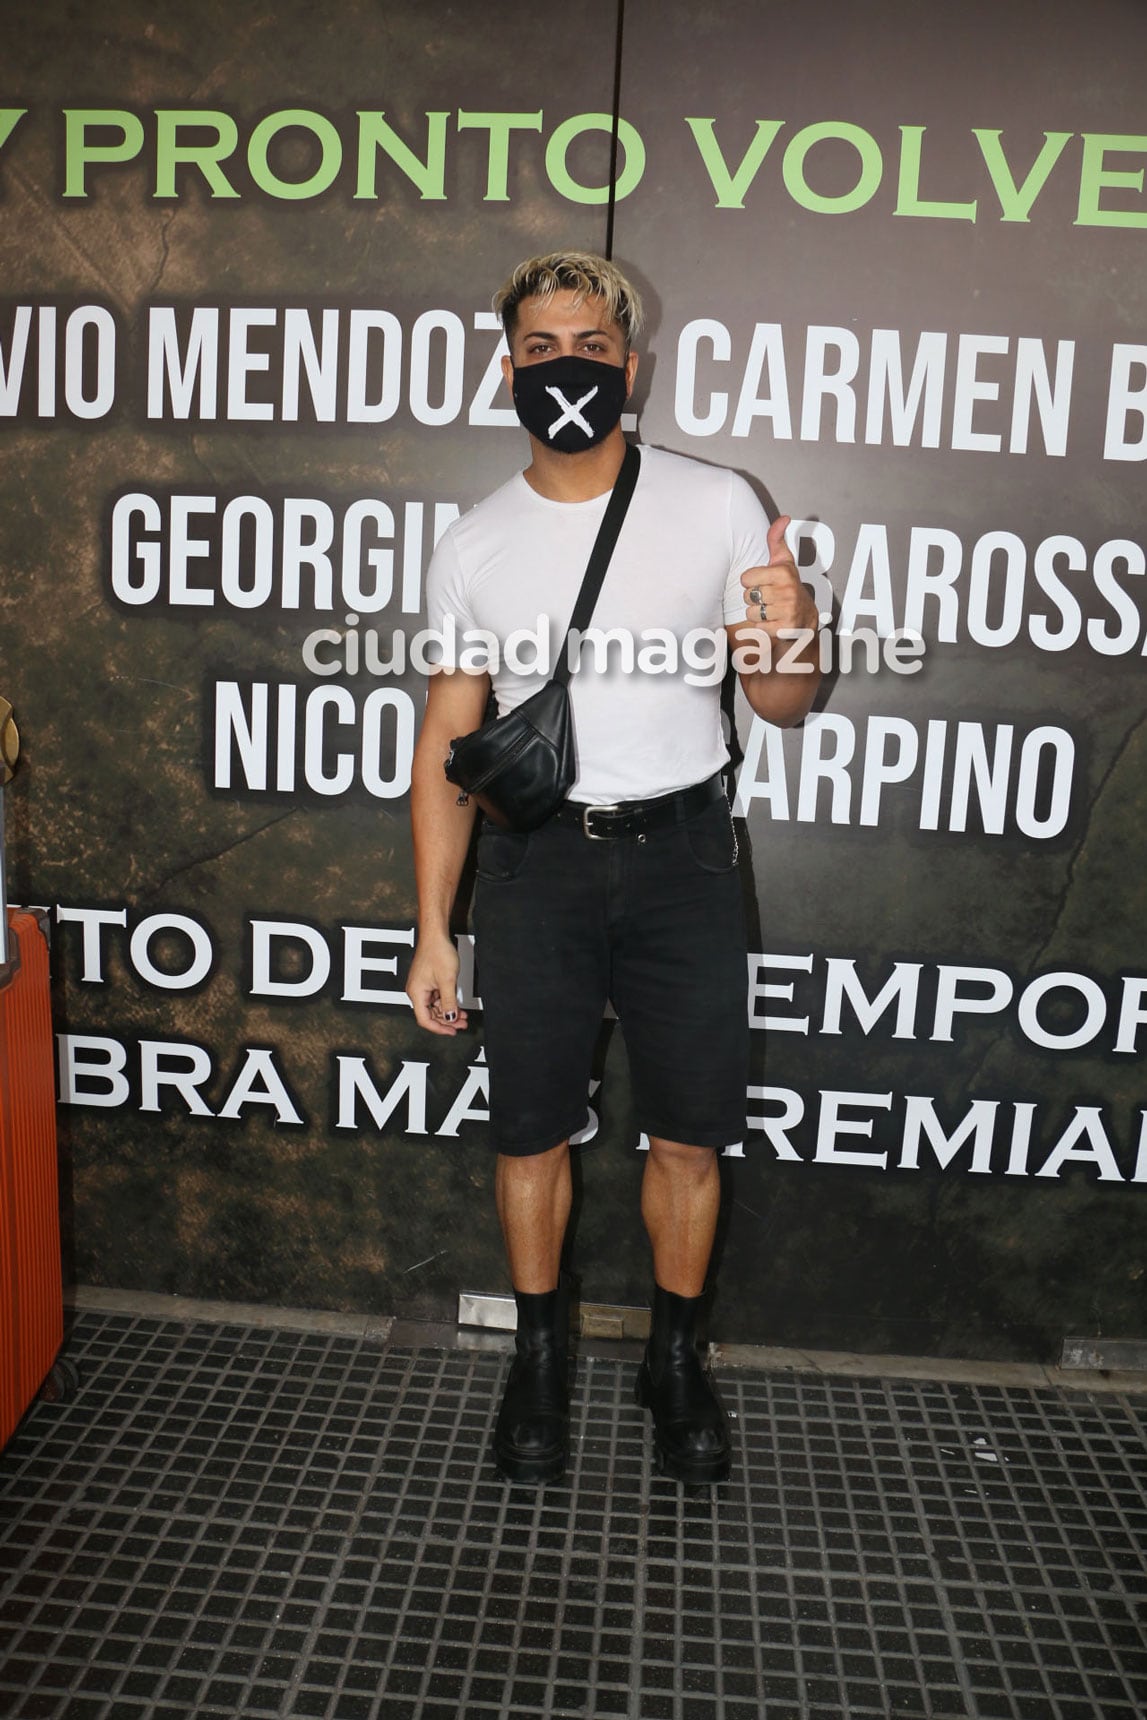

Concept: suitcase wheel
[[38, 1356, 81, 1404]]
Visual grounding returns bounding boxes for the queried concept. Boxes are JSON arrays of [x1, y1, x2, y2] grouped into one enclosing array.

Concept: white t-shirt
[[424, 444, 771, 803]]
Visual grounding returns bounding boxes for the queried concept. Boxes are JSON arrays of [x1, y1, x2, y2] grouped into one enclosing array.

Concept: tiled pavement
[[1, 1308, 1146, 1718]]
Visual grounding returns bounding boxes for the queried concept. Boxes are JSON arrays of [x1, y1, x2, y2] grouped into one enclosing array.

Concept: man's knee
[[646, 1136, 719, 1177], [497, 1139, 571, 1180]]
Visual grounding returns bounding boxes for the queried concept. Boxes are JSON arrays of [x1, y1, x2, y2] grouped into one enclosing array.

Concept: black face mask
[[511, 355, 628, 452]]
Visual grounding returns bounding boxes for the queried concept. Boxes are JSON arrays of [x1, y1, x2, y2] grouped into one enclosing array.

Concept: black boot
[[635, 1285, 732, 1483], [492, 1284, 570, 1484]]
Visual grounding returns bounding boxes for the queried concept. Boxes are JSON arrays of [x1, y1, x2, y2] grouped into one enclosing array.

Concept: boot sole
[[634, 1375, 732, 1485], [493, 1444, 567, 1485], [651, 1441, 731, 1484]]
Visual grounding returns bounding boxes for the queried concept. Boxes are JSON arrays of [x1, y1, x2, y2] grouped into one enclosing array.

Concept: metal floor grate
[[1, 1311, 1145, 1718]]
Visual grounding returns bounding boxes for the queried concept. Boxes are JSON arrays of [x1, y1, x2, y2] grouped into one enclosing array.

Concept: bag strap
[[551, 442, 641, 689]]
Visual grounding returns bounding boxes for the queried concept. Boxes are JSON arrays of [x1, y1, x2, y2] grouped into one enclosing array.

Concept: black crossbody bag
[[443, 443, 641, 832]]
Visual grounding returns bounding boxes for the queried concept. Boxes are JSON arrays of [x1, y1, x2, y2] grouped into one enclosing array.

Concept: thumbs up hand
[[739, 516, 817, 638]]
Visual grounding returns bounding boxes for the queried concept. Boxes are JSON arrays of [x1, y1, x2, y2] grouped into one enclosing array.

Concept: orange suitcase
[[0, 907, 64, 1450]]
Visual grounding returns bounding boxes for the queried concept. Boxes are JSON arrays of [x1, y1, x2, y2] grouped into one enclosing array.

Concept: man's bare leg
[[641, 1136, 721, 1295], [637, 1135, 730, 1482], [495, 1140, 572, 1292]]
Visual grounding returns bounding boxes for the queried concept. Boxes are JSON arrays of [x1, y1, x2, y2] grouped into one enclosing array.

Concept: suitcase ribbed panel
[[0, 911, 62, 1448]]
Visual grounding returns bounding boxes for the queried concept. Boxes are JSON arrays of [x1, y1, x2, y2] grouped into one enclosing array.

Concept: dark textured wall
[[2, 0, 1144, 1357]]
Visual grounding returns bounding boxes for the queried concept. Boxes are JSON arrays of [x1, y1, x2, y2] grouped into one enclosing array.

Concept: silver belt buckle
[[582, 802, 622, 839]]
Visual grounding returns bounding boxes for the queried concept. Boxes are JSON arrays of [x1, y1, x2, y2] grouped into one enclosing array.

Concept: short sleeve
[[424, 527, 475, 670], [722, 471, 772, 625]]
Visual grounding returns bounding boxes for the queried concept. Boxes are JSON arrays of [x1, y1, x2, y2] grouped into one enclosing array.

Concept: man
[[406, 251, 819, 1485]]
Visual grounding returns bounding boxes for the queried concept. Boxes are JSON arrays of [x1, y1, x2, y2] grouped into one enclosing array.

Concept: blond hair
[[494, 250, 644, 350]]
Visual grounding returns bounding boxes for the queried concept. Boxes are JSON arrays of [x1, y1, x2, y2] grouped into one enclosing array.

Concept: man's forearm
[[741, 657, 821, 727], [410, 733, 479, 938]]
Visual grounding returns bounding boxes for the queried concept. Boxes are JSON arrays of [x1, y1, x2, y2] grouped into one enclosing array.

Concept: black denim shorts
[[472, 789, 749, 1156]]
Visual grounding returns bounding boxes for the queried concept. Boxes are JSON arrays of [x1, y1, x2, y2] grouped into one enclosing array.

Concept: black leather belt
[[550, 773, 726, 840]]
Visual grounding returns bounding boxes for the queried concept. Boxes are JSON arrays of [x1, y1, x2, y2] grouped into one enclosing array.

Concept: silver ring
[[748, 586, 763, 605], [758, 603, 767, 622]]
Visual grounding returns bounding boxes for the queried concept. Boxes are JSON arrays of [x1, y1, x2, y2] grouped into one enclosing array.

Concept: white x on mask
[[512, 356, 628, 452]]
